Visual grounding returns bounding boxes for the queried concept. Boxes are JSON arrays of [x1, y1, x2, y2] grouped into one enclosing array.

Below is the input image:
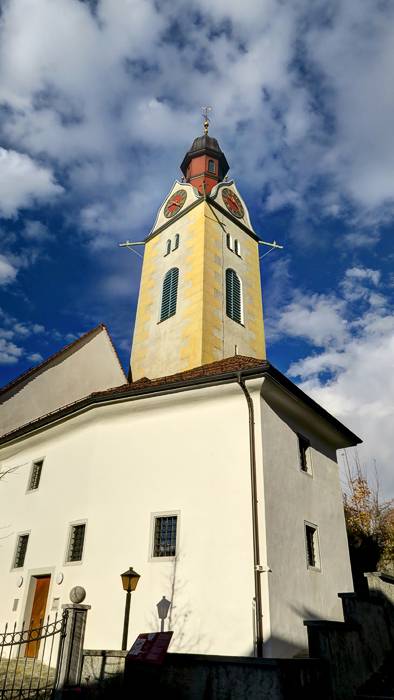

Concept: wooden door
[[25, 576, 50, 657]]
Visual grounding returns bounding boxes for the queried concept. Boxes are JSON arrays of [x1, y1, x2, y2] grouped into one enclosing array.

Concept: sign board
[[127, 631, 173, 665]]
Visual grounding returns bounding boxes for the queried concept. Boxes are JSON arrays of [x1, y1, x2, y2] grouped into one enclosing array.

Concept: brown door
[[25, 576, 51, 657]]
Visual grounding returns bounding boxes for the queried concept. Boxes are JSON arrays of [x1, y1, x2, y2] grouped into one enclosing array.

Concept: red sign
[[127, 632, 173, 665]]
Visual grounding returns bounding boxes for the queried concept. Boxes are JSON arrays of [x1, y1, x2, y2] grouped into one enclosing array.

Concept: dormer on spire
[[180, 122, 229, 196]]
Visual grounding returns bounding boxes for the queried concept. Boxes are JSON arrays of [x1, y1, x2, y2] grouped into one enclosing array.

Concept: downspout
[[237, 372, 264, 657]]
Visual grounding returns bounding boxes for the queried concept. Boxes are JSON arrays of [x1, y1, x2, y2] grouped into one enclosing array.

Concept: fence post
[[57, 587, 91, 692]]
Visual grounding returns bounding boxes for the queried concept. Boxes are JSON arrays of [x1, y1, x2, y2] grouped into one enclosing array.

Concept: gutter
[[237, 373, 264, 657]]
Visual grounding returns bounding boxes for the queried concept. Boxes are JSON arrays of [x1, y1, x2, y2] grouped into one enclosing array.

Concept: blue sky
[[0, 0, 393, 495]]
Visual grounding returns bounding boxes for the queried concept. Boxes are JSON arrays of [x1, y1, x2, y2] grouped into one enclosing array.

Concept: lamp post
[[121, 566, 140, 651], [156, 596, 171, 632]]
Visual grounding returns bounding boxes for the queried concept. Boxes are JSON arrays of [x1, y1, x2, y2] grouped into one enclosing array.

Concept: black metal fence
[[0, 611, 68, 699]]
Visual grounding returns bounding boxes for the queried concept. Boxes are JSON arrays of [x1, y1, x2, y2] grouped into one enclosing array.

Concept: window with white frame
[[152, 515, 178, 558], [225, 268, 242, 324], [28, 459, 43, 491], [160, 268, 179, 322], [234, 239, 241, 256], [13, 533, 29, 568], [66, 523, 86, 563], [208, 159, 216, 173], [298, 434, 312, 474], [305, 523, 320, 569], [226, 233, 233, 251]]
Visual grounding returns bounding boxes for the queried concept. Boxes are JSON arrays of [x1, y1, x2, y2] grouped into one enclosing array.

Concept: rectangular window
[[66, 523, 86, 563], [305, 523, 320, 569], [13, 534, 29, 568], [28, 459, 43, 490], [298, 434, 311, 473], [153, 515, 178, 558]]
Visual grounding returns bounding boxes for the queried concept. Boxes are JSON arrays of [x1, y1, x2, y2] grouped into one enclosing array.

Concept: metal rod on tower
[[257, 240, 283, 250], [118, 241, 146, 259]]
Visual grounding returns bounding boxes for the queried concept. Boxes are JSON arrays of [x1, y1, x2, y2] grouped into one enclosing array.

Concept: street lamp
[[156, 596, 171, 632], [120, 566, 140, 651]]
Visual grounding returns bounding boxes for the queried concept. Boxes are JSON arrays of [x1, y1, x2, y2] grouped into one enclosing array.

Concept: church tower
[[130, 123, 266, 381]]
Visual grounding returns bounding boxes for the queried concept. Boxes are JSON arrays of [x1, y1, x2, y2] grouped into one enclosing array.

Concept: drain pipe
[[237, 372, 264, 657]]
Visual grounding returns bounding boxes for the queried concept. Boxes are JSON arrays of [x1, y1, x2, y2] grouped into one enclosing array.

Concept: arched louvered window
[[160, 268, 179, 322], [173, 233, 179, 251], [226, 268, 242, 324], [165, 239, 171, 256], [208, 159, 215, 173], [226, 233, 233, 251]]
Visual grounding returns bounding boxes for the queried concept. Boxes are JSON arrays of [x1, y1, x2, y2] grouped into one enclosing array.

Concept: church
[[0, 122, 360, 659]]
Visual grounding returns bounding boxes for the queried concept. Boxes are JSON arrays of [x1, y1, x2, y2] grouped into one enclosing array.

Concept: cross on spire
[[202, 106, 212, 134]]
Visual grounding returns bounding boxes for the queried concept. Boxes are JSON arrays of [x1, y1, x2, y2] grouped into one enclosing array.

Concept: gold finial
[[202, 106, 212, 135]]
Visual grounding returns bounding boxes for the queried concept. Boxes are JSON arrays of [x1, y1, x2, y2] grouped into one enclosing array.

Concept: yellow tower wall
[[130, 200, 266, 381]]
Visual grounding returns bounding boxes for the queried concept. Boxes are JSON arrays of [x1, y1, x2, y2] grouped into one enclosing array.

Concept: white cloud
[[0, 255, 18, 285], [271, 266, 394, 496], [27, 352, 43, 363], [0, 337, 23, 364], [0, 148, 63, 217], [275, 293, 348, 347], [0, 0, 392, 237], [22, 220, 51, 241]]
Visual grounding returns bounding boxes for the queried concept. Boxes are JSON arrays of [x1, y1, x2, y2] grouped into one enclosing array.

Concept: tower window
[[226, 268, 242, 324], [226, 233, 233, 251], [305, 523, 320, 570], [165, 239, 171, 256], [208, 159, 216, 174], [234, 239, 241, 256], [28, 459, 43, 491], [173, 234, 179, 251], [13, 533, 29, 568], [160, 268, 179, 322]]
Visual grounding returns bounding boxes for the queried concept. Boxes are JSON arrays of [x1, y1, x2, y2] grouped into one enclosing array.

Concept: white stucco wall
[[257, 378, 354, 657], [0, 383, 256, 656], [0, 327, 126, 437], [0, 377, 354, 659]]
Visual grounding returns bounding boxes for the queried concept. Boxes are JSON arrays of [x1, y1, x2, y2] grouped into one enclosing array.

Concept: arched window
[[165, 239, 171, 256], [173, 233, 180, 251], [160, 268, 179, 322], [226, 233, 233, 251], [226, 268, 242, 324], [208, 159, 215, 173], [234, 239, 240, 256]]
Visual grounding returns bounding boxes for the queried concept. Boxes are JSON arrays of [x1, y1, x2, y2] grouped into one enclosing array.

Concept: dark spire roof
[[180, 133, 229, 178], [188, 134, 223, 155]]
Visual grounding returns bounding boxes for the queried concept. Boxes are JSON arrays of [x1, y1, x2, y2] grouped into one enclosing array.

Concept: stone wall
[[81, 650, 330, 700], [305, 571, 394, 700]]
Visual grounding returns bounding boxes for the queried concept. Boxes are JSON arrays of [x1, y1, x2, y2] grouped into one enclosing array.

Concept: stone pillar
[[57, 588, 91, 691]]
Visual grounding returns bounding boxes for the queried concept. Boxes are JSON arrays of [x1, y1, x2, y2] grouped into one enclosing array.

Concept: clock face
[[164, 189, 187, 219], [222, 188, 244, 219]]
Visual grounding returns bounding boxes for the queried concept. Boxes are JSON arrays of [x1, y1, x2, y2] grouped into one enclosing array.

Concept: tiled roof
[[107, 355, 268, 396], [0, 354, 361, 447]]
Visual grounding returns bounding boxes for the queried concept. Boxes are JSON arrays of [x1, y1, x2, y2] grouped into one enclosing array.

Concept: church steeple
[[180, 123, 229, 195], [130, 129, 265, 381]]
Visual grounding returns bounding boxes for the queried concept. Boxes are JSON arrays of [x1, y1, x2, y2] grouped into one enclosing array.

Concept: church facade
[[0, 127, 360, 659]]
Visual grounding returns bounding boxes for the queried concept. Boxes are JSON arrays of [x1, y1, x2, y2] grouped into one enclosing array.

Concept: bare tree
[[342, 450, 394, 590]]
